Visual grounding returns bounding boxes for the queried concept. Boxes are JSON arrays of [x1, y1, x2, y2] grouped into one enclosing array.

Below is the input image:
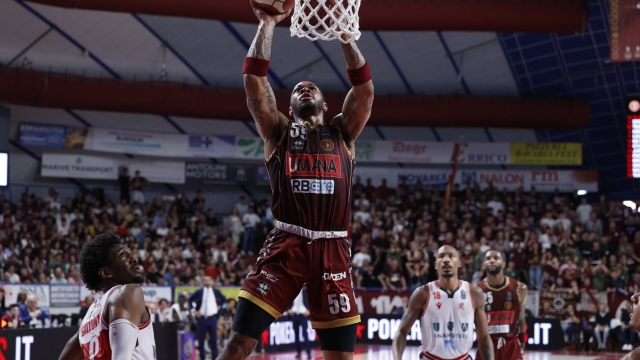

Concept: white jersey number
[[328, 294, 350, 314]]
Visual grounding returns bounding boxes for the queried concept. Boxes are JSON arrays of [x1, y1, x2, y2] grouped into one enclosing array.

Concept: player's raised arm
[[243, 0, 289, 151], [108, 285, 147, 360], [517, 282, 528, 352], [392, 286, 427, 360], [472, 284, 494, 360], [331, 34, 374, 147]]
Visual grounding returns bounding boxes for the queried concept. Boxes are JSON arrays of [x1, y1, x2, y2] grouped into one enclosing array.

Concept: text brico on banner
[[355, 167, 598, 193], [510, 143, 582, 165], [40, 153, 186, 184], [20, 122, 582, 166]]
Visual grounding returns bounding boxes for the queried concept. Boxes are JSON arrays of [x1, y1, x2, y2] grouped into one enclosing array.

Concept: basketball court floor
[[248, 344, 630, 360]]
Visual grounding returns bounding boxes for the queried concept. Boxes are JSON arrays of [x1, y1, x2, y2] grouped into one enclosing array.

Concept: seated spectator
[[217, 299, 237, 349], [19, 295, 47, 326], [357, 263, 382, 289], [78, 296, 94, 321], [619, 301, 633, 351], [378, 259, 407, 291], [49, 266, 68, 284], [605, 269, 626, 293], [594, 303, 611, 350], [561, 304, 581, 344], [352, 245, 371, 270], [2, 304, 24, 329]]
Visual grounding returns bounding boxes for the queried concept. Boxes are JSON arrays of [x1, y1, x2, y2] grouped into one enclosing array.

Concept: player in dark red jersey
[[218, 2, 374, 360], [477, 250, 528, 360]]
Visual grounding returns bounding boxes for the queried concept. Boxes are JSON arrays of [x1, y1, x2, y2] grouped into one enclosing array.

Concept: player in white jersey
[[392, 245, 493, 360], [58, 233, 156, 360]]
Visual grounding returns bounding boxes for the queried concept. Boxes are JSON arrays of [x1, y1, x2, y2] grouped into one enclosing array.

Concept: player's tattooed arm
[[341, 40, 366, 70], [218, 331, 258, 360], [517, 282, 528, 352], [392, 286, 427, 360], [248, 21, 274, 60], [472, 285, 494, 360]]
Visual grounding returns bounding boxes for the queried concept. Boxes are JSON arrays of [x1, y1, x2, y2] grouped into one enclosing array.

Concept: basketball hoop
[[290, 0, 361, 44]]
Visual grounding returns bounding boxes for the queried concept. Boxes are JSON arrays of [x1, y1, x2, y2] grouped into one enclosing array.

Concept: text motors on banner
[[84, 128, 236, 158], [355, 167, 598, 192], [511, 143, 582, 165], [20, 123, 88, 149], [1, 284, 50, 307], [50, 285, 81, 307], [185, 162, 256, 185], [41, 153, 186, 184]]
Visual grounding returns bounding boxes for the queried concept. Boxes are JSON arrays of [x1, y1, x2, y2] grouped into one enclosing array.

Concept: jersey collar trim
[[484, 277, 510, 292]]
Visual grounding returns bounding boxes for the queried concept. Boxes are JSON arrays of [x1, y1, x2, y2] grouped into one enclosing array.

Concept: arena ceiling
[[0, 0, 637, 194]]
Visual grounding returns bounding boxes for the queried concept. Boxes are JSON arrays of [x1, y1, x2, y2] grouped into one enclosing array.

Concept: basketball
[[253, 0, 294, 15]]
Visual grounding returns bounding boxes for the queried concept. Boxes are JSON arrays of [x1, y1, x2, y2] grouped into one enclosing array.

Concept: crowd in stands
[[1, 175, 640, 349]]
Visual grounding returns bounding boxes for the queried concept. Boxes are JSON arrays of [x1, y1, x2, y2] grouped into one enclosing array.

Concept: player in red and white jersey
[[393, 246, 494, 360], [58, 233, 155, 360], [476, 251, 528, 360]]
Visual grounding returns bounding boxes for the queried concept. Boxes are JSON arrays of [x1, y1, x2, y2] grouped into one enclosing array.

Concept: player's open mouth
[[300, 94, 312, 101], [131, 265, 143, 273]]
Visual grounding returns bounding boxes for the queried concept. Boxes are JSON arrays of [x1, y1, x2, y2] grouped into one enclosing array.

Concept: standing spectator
[[288, 288, 311, 359], [594, 303, 611, 350], [19, 295, 48, 326], [189, 275, 225, 360], [234, 196, 249, 218], [167, 292, 192, 331], [118, 167, 131, 204], [130, 170, 149, 204], [228, 208, 244, 245], [241, 207, 261, 256], [576, 197, 593, 225]]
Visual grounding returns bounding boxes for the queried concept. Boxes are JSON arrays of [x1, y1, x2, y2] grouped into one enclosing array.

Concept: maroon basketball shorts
[[239, 228, 360, 329], [476, 337, 523, 360]]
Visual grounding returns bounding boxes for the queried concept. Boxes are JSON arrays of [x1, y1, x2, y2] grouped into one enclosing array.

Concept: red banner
[[610, 0, 640, 61], [355, 290, 413, 314]]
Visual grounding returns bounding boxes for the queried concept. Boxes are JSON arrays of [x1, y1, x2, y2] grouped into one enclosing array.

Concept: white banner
[[355, 168, 598, 192], [85, 128, 236, 159], [1, 284, 50, 308], [355, 141, 511, 164], [140, 286, 173, 304], [41, 153, 118, 180], [41, 154, 186, 184]]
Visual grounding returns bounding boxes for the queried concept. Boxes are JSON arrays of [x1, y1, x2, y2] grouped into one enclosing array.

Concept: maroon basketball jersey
[[477, 277, 521, 339], [266, 120, 354, 236]]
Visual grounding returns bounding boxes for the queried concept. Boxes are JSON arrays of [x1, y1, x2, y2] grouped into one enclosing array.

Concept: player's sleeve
[[109, 319, 140, 360]]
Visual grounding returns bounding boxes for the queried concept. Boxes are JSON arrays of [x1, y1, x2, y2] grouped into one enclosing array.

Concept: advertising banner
[[180, 332, 197, 360], [141, 286, 173, 304], [538, 290, 580, 318], [0, 284, 50, 308], [185, 162, 255, 185], [41, 153, 119, 180], [236, 137, 266, 160], [50, 285, 81, 307], [355, 167, 598, 193], [41, 154, 186, 184], [355, 290, 413, 314], [260, 317, 319, 353], [19, 122, 87, 149], [511, 143, 582, 165]]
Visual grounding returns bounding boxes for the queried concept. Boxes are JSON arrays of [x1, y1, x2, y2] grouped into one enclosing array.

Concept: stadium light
[[577, 190, 587, 196], [623, 201, 637, 211]]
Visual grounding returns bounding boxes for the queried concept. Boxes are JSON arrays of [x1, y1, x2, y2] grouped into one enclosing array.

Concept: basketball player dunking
[[477, 251, 528, 360], [392, 246, 494, 360], [219, 1, 374, 360], [58, 233, 155, 360]]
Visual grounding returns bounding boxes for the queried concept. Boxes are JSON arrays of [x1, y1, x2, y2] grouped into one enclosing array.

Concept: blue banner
[[20, 122, 87, 149]]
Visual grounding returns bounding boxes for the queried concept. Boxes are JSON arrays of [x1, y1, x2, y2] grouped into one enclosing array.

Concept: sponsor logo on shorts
[[322, 272, 347, 281], [286, 153, 341, 177], [257, 281, 271, 295], [487, 311, 515, 325], [291, 138, 305, 151], [261, 270, 279, 283], [487, 324, 510, 334], [320, 138, 334, 151], [291, 179, 334, 194]]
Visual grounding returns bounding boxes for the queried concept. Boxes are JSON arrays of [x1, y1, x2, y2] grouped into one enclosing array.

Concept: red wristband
[[346, 61, 372, 86], [518, 332, 528, 345], [243, 57, 270, 77]]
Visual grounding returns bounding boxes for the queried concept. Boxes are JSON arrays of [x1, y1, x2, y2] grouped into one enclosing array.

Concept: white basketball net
[[290, 0, 361, 44]]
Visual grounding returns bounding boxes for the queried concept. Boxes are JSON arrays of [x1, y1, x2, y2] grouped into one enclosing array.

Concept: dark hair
[[9, 304, 19, 310], [159, 298, 168, 305], [80, 232, 122, 291]]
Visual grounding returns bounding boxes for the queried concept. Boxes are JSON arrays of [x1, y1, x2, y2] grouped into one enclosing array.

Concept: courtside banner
[[41, 153, 186, 184], [85, 128, 236, 158], [355, 168, 598, 192], [511, 143, 582, 165], [1, 284, 50, 308]]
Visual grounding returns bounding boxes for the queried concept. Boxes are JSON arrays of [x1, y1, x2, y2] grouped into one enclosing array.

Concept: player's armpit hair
[[80, 232, 121, 291]]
